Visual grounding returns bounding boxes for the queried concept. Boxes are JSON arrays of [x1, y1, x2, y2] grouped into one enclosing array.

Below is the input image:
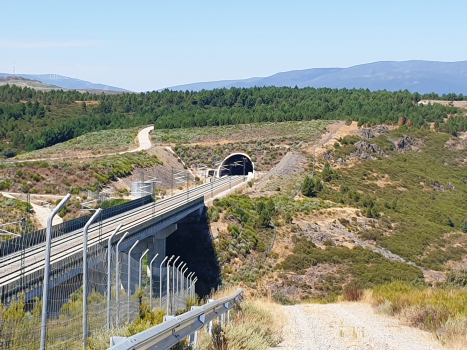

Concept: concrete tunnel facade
[[217, 153, 254, 177]]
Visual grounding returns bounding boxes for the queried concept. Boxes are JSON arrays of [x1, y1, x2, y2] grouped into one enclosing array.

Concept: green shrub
[[461, 219, 467, 233]]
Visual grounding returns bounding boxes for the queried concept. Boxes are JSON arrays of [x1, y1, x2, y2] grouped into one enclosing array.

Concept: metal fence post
[[128, 240, 140, 323], [40, 193, 70, 350], [181, 267, 188, 298], [139, 249, 149, 287], [192, 278, 198, 298], [172, 256, 180, 314], [178, 263, 186, 301], [166, 256, 174, 315], [149, 254, 159, 310], [159, 256, 168, 310], [83, 208, 102, 349], [107, 224, 122, 329], [115, 232, 129, 325], [186, 272, 193, 299], [175, 261, 183, 309]]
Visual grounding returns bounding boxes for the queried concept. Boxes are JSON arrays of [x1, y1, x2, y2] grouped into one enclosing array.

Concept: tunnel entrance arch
[[217, 153, 254, 177]]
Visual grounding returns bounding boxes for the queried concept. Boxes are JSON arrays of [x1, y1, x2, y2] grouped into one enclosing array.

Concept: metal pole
[[159, 256, 168, 310], [171, 256, 179, 313], [243, 157, 246, 181], [178, 262, 186, 298], [40, 193, 70, 350], [139, 249, 149, 288], [83, 208, 102, 349], [190, 274, 196, 297], [149, 254, 159, 310], [107, 224, 122, 329], [192, 278, 198, 298], [166, 256, 174, 315], [186, 272, 193, 299], [186, 172, 189, 199], [128, 240, 140, 324], [181, 267, 188, 298], [115, 232, 129, 326]]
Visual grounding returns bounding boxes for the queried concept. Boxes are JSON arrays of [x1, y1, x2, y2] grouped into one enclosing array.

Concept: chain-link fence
[[0, 232, 193, 349]]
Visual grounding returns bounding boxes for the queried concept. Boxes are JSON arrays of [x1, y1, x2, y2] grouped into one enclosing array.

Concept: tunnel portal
[[218, 153, 254, 177]]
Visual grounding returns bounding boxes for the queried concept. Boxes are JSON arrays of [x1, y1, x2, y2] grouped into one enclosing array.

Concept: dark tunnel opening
[[218, 153, 254, 177]]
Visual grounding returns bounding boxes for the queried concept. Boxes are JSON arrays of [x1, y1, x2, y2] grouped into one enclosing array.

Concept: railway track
[[0, 176, 244, 289]]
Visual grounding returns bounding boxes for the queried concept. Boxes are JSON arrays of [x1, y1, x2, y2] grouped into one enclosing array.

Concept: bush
[[461, 219, 467, 233], [343, 285, 364, 301]]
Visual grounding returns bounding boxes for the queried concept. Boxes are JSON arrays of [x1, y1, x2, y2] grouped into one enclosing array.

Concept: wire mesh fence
[[0, 232, 192, 349]]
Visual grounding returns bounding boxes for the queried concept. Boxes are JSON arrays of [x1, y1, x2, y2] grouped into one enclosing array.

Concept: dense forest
[[0, 84, 465, 158]]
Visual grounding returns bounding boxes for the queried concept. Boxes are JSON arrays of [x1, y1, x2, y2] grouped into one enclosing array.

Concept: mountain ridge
[[164, 60, 467, 95], [0, 73, 130, 92]]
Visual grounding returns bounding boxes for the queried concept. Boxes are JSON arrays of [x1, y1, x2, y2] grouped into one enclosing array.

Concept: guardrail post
[[207, 299, 215, 335], [39, 193, 71, 350], [107, 224, 122, 329], [83, 208, 102, 349], [115, 232, 129, 326], [128, 240, 140, 324]]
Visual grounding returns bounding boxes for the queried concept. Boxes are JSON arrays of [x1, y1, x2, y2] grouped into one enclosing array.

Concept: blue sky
[[1, 0, 466, 92]]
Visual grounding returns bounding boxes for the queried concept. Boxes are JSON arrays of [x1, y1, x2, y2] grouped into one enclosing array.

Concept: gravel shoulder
[[275, 303, 443, 350]]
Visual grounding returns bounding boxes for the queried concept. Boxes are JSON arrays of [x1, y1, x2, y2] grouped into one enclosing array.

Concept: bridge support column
[[121, 224, 178, 298]]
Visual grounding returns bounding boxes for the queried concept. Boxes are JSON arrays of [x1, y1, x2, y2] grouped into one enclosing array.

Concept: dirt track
[[276, 303, 443, 350]]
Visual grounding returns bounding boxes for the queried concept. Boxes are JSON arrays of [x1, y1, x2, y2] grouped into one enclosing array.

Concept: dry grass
[[196, 287, 287, 350], [368, 281, 467, 349]]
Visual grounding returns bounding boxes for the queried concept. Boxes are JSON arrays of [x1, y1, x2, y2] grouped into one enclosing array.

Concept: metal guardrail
[[108, 288, 243, 350]]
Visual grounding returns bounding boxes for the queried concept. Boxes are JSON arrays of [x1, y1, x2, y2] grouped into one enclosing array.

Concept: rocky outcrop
[[352, 141, 386, 160], [360, 128, 375, 139], [373, 125, 389, 134], [395, 135, 421, 152], [361, 125, 388, 139]]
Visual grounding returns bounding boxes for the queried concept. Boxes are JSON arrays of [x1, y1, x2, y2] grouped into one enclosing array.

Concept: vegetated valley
[[1, 84, 467, 348]]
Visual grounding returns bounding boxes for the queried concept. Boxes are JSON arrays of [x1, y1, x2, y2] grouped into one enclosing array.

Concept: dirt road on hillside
[[275, 303, 443, 350], [8, 125, 154, 163]]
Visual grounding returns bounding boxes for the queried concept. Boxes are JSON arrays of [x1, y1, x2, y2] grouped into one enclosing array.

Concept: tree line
[[0, 84, 465, 158]]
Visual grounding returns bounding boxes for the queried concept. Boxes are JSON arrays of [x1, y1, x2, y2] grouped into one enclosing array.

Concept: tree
[[301, 176, 322, 197], [322, 162, 334, 182]]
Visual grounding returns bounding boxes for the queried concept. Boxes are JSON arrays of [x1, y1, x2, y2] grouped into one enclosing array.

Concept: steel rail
[[0, 175, 238, 266], [0, 176, 245, 289], [0, 175, 240, 271]]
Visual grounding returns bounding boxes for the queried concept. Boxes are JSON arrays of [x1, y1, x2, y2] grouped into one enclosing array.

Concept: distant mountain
[[0, 73, 131, 92], [0, 75, 61, 91], [165, 61, 467, 95]]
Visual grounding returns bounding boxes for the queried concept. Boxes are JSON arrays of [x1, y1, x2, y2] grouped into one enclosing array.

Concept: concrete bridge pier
[[120, 224, 178, 297]]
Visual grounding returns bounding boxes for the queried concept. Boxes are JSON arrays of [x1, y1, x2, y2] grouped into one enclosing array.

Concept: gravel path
[[275, 303, 443, 350]]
